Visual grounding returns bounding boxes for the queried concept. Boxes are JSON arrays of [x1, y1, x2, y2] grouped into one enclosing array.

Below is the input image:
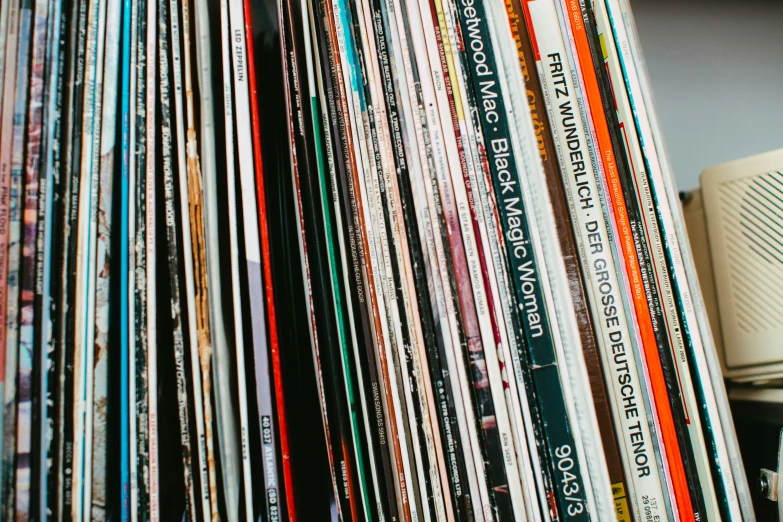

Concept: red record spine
[[242, 2, 297, 520]]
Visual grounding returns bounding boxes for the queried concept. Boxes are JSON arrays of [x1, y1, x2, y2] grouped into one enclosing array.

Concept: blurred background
[[630, 0, 783, 190]]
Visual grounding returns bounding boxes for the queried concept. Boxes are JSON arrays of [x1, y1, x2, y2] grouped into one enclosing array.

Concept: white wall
[[630, 0, 783, 190]]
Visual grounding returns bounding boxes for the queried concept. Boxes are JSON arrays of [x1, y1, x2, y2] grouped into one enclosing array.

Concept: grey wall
[[630, 0, 783, 190]]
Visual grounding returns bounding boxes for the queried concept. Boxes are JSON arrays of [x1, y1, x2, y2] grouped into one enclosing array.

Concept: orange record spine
[[561, 1, 694, 520]]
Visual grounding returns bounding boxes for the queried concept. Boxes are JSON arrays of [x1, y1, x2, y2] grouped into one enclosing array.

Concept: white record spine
[[220, 0, 255, 519], [73, 0, 107, 514], [589, 2, 722, 519], [82, 0, 108, 511], [598, 0, 748, 518], [490, 0, 615, 517], [39, 0, 65, 513], [526, 1, 668, 519], [193, 0, 240, 513], [145, 0, 159, 512]]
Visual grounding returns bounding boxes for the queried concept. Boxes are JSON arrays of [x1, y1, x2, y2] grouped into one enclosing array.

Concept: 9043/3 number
[[555, 444, 585, 517]]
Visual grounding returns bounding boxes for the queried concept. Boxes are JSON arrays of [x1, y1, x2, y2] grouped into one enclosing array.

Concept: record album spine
[[37, 0, 66, 514], [54, 0, 88, 514], [243, 0, 296, 515], [0, 0, 21, 507], [594, 0, 742, 518], [504, 0, 630, 517], [81, 0, 108, 511], [167, 0, 213, 510], [89, 0, 120, 517], [157, 0, 198, 514], [145, 0, 159, 512], [192, 0, 239, 513], [32, 1, 54, 510], [218, 0, 255, 518], [556, 0, 709, 518], [371, 0, 474, 518], [128, 0, 140, 513], [133, 0, 151, 512], [119, 0, 132, 513], [181, 0, 220, 513], [456, 0, 592, 518], [313, 0, 409, 516], [31, 6, 55, 518], [120, 0, 133, 511], [16, 0, 51, 514], [523, 1, 669, 519]]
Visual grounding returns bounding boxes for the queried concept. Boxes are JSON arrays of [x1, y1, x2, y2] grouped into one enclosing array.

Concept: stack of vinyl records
[[0, 0, 755, 516]]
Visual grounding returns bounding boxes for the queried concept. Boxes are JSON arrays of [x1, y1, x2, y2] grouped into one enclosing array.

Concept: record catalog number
[[642, 495, 661, 522], [262, 415, 273, 445], [555, 444, 585, 517], [267, 488, 280, 522]]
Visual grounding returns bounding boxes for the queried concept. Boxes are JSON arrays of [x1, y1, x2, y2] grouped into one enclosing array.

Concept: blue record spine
[[119, 0, 131, 514]]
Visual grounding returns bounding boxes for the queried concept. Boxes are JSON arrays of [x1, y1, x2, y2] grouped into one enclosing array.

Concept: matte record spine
[[456, 0, 593, 519], [570, 2, 722, 520], [502, 0, 631, 518], [522, 0, 668, 520], [157, 0, 198, 513], [592, 0, 739, 519], [555, 0, 708, 519], [17, 0, 50, 514]]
